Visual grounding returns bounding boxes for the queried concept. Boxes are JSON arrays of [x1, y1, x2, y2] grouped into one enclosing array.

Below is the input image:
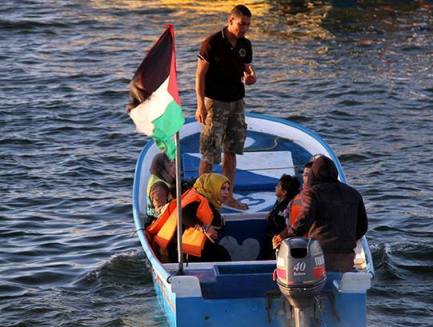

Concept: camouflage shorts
[[200, 98, 247, 164]]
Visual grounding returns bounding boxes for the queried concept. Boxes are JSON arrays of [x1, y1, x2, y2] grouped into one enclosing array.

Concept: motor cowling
[[275, 237, 326, 313]]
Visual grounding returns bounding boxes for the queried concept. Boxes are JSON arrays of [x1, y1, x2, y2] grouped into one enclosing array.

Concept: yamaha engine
[[275, 238, 326, 327]]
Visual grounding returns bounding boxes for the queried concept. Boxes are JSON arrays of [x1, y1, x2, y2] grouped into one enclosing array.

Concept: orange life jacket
[[289, 193, 303, 227], [146, 188, 214, 257]]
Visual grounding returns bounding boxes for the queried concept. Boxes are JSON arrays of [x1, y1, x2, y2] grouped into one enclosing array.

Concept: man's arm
[[272, 190, 316, 249], [195, 59, 209, 125], [356, 196, 368, 240], [243, 63, 256, 85], [290, 189, 316, 236]]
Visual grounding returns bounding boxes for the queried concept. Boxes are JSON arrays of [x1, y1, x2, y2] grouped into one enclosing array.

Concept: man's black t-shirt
[[199, 27, 252, 102]]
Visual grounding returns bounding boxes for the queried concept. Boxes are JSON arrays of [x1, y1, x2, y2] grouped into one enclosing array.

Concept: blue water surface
[[1, 1, 433, 326]]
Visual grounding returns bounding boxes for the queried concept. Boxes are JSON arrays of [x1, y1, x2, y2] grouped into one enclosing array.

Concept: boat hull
[[133, 113, 373, 327]]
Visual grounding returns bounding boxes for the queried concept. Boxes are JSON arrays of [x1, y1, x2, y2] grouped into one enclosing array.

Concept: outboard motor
[[275, 238, 326, 327]]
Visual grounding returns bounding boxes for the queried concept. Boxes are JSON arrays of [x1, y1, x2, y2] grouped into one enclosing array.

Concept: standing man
[[195, 4, 256, 210], [273, 156, 368, 272]]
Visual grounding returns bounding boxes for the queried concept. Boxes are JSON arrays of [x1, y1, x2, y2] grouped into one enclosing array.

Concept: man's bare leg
[[223, 151, 248, 210], [199, 160, 213, 176]]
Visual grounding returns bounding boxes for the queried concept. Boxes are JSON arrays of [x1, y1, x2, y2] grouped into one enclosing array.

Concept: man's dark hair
[[279, 174, 300, 199], [231, 5, 252, 17], [304, 161, 313, 169]]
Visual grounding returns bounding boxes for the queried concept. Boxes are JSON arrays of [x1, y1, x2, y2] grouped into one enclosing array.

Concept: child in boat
[[149, 181, 171, 217], [272, 160, 314, 247], [147, 173, 231, 263], [146, 153, 176, 226], [262, 174, 300, 259]]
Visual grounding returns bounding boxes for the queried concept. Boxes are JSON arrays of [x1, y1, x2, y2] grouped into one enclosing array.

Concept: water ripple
[[1, 1, 433, 326]]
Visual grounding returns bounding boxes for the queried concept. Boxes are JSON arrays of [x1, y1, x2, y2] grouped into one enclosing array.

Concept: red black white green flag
[[127, 25, 184, 160]]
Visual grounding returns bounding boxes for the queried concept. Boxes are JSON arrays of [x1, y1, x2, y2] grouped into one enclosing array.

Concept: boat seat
[[201, 263, 278, 299], [162, 262, 278, 299], [218, 216, 268, 261], [182, 151, 295, 191]]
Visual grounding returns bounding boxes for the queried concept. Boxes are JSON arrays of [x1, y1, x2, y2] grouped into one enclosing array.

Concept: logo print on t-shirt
[[239, 48, 246, 57]]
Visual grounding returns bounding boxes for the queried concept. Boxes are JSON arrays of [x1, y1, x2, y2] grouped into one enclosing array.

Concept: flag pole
[[175, 131, 184, 274]]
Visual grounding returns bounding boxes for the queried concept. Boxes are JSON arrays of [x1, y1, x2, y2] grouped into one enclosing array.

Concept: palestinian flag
[[128, 24, 184, 160]]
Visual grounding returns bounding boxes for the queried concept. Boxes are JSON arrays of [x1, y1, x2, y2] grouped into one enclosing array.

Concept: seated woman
[[147, 173, 231, 263], [262, 174, 300, 259], [145, 153, 176, 226]]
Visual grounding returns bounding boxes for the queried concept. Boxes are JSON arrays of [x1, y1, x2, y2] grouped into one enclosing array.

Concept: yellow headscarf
[[193, 173, 230, 209]]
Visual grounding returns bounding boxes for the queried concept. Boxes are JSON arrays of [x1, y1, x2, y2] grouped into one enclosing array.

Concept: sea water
[[1, 1, 433, 326]]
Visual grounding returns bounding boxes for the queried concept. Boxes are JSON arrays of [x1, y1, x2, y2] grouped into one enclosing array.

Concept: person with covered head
[[146, 153, 176, 225], [147, 173, 231, 262], [273, 155, 368, 272]]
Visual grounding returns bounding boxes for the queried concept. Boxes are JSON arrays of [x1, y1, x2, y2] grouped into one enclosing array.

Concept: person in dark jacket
[[273, 155, 368, 272]]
